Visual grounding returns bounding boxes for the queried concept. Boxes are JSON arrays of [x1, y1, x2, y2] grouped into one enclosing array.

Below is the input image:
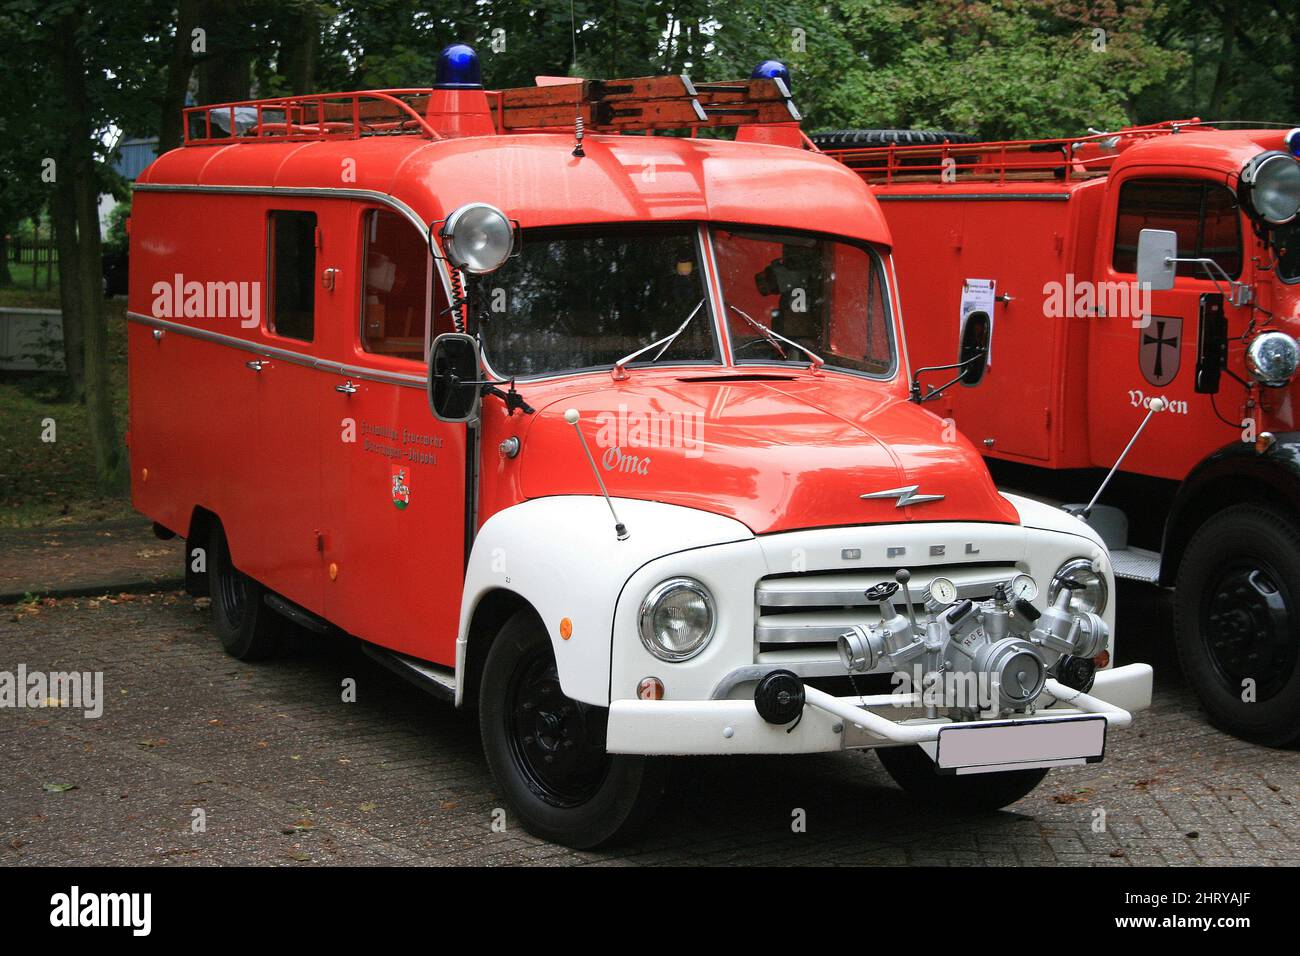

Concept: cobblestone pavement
[[1, 585, 1296, 866], [0, 519, 182, 603]]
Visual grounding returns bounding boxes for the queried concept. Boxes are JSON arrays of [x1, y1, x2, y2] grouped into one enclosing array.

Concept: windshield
[[713, 227, 896, 377], [468, 224, 718, 378]]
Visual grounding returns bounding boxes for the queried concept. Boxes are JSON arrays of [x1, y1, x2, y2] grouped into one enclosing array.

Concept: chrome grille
[[755, 563, 1021, 650]]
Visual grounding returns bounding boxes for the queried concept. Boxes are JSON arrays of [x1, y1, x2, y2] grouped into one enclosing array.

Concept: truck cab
[[127, 49, 1151, 847], [815, 121, 1300, 745]]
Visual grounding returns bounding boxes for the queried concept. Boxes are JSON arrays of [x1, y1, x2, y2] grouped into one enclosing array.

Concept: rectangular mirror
[[428, 332, 482, 423], [1136, 228, 1177, 291]]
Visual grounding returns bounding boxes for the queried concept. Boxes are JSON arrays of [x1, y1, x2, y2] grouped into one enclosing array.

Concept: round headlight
[[1246, 331, 1300, 387], [1240, 152, 1300, 225], [638, 577, 716, 662], [1048, 558, 1108, 615], [439, 203, 514, 274]]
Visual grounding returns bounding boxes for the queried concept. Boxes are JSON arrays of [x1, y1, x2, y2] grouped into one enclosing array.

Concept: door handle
[[335, 380, 358, 394], [246, 360, 269, 372]]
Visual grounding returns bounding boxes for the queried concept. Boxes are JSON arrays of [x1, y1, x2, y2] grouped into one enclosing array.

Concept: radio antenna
[[565, 409, 629, 540], [568, 0, 585, 157], [569, 0, 579, 73], [1073, 397, 1166, 519]]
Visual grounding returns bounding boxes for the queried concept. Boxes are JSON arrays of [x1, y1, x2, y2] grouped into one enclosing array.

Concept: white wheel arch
[[455, 496, 753, 706]]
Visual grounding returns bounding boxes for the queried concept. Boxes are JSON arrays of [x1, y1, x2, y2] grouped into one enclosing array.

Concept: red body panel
[[129, 120, 1012, 668], [509, 370, 1016, 534], [860, 129, 1300, 480]]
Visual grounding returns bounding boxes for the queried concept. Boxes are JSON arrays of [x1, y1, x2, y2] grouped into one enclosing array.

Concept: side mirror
[[1136, 228, 1177, 291], [428, 332, 482, 423], [958, 310, 991, 386]]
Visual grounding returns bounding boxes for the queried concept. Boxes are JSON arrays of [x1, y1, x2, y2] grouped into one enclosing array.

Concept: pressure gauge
[[926, 576, 958, 609], [1009, 573, 1038, 603]]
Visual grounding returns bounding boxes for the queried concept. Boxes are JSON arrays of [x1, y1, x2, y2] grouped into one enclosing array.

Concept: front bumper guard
[[605, 662, 1152, 756]]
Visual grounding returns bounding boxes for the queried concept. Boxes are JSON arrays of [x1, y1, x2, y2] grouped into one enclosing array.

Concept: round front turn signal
[[559, 617, 573, 640], [1093, 649, 1110, 669], [637, 677, 664, 700]]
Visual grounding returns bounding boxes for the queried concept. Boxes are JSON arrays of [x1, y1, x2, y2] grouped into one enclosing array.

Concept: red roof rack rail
[[181, 73, 801, 146], [816, 120, 1206, 185]]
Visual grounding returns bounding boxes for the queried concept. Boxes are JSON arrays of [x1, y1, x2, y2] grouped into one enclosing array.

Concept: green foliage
[[104, 200, 130, 255]]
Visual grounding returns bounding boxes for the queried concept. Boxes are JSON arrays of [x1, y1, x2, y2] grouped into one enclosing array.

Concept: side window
[[1112, 178, 1242, 279], [268, 211, 316, 341], [360, 209, 431, 361]]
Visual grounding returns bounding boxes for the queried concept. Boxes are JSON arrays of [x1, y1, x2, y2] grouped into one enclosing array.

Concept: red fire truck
[[127, 47, 1151, 847], [814, 121, 1300, 745]]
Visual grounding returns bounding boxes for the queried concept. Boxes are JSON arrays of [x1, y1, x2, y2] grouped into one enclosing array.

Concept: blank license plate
[[935, 715, 1107, 775]]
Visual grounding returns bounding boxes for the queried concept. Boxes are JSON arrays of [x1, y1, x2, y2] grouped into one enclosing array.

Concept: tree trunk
[[277, 3, 319, 95], [55, 12, 124, 492], [196, 2, 252, 105], [0, 226, 12, 287], [50, 183, 86, 402], [1207, 5, 1237, 117], [1290, 13, 1300, 122], [158, 0, 201, 153]]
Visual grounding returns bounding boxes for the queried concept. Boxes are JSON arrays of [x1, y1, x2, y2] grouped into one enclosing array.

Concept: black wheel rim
[[505, 645, 611, 808], [1200, 556, 1298, 701], [214, 537, 248, 630]]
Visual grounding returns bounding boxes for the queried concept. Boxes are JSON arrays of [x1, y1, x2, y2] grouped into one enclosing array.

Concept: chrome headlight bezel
[[1048, 558, 1109, 615], [1240, 151, 1300, 226], [438, 202, 516, 274], [638, 577, 717, 662], [1246, 331, 1300, 388]]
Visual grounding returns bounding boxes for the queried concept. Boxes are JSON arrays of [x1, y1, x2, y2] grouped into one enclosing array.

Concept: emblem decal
[[391, 466, 410, 510], [861, 484, 945, 507], [1140, 314, 1182, 387]]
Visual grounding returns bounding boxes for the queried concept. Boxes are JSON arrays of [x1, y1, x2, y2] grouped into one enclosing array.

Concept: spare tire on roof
[[808, 129, 978, 148]]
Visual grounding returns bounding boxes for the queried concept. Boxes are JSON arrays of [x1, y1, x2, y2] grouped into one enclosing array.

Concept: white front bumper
[[605, 662, 1153, 756]]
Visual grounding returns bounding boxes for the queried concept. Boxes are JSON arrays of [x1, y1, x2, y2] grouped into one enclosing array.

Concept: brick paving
[[0, 586, 1296, 866], [0, 518, 182, 602]]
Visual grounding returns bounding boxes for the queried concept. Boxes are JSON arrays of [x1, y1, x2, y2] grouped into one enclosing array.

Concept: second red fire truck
[[126, 48, 1151, 847], [815, 120, 1300, 746]]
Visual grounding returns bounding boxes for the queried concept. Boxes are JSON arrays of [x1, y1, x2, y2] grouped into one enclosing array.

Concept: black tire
[[479, 609, 667, 848], [1173, 504, 1300, 746], [876, 744, 1048, 812], [809, 129, 978, 149], [207, 522, 282, 661]]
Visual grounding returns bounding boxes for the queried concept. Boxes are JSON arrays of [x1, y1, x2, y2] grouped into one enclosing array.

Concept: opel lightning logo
[[860, 485, 945, 507]]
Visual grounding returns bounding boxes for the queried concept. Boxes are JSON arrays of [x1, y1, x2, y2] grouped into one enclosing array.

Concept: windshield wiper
[[727, 305, 825, 371], [611, 299, 705, 381]]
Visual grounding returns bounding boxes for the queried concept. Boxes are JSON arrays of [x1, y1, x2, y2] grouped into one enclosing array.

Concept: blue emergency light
[[751, 60, 791, 89], [1286, 128, 1300, 158], [435, 43, 483, 89]]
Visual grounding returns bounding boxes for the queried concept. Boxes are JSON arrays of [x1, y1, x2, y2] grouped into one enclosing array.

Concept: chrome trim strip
[[132, 183, 432, 240], [755, 567, 1018, 608], [875, 192, 1070, 202], [697, 222, 731, 365], [126, 312, 426, 389]]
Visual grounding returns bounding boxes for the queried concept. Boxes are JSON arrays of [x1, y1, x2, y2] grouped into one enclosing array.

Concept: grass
[[0, 283, 133, 529], [0, 262, 61, 305]]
